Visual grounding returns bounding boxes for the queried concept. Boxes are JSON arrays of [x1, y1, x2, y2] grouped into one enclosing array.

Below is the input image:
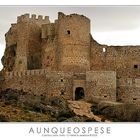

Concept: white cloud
[[92, 27, 140, 46]]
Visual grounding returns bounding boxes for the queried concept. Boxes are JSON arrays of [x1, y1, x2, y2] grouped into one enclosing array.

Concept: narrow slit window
[[103, 48, 106, 52], [61, 91, 64, 95], [134, 65, 138, 69], [67, 30, 70, 35]]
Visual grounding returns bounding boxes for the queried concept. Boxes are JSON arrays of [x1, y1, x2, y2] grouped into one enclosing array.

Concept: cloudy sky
[[0, 6, 140, 70]]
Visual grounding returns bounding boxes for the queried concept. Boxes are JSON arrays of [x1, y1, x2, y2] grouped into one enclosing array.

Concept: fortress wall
[[90, 39, 140, 78], [117, 77, 140, 104], [90, 39, 140, 103], [3, 74, 47, 95], [46, 72, 73, 100], [4, 69, 48, 79], [86, 71, 116, 101], [103, 46, 140, 78], [3, 70, 73, 99]]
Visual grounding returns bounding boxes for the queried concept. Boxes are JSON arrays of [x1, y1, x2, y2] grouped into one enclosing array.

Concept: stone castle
[[0, 12, 140, 104]]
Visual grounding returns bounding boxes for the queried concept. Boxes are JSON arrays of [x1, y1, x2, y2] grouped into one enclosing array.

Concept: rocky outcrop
[[91, 99, 140, 122], [0, 89, 112, 122], [67, 100, 111, 122], [2, 89, 140, 122], [1, 44, 17, 71]]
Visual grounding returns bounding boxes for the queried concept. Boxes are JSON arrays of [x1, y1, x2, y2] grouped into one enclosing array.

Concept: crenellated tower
[[57, 12, 91, 72], [13, 14, 50, 71]]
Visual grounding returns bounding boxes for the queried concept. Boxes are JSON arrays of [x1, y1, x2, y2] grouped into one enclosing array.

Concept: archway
[[75, 87, 85, 100]]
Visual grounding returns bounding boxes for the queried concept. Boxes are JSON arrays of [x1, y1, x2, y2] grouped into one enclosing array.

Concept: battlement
[[4, 70, 74, 79], [17, 13, 50, 23], [5, 69, 48, 79]]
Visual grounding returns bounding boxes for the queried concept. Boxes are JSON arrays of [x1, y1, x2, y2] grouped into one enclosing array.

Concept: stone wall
[[3, 70, 48, 95], [46, 71, 73, 100], [86, 71, 116, 101], [90, 37, 140, 103], [27, 22, 42, 69], [3, 70, 74, 100], [117, 77, 140, 104], [90, 37, 140, 78], [41, 40, 57, 71]]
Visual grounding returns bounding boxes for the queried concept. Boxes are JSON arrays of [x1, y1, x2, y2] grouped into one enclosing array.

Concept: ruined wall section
[[57, 12, 90, 72], [90, 37, 108, 71], [90, 36, 140, 77]]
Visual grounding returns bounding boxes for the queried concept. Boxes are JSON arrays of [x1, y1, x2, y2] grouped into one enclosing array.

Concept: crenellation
[[31, 14, 36, 19], [17, 14, 50, 25], [38, 15, 43, 20], [17, 14, 30, 23]]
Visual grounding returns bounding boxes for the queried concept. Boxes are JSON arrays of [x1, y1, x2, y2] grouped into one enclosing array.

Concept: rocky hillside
[[0, 89, 140, 122], [0, 89, 99, 122], [91, 97, 140, 122]]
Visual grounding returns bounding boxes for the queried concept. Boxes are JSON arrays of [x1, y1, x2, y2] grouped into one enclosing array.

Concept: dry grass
[[0, 103, 53, 122]]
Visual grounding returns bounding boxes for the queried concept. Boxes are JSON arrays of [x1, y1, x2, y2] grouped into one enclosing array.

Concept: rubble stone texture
[[0, 12, 140, 104]]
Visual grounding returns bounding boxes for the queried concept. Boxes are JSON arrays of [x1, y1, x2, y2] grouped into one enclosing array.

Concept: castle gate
[[75, 87, 85, 100], [73, 77, 86, 100]]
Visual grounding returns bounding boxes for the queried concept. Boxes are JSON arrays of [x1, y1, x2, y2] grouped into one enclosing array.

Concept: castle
[[0, 12, 140, 104]]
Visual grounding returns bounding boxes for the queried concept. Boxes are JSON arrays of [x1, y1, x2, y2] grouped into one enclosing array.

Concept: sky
[[0, 6, 140, 70]]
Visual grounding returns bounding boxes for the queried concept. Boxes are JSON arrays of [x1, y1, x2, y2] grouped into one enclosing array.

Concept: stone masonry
[[0, 12, 140, 104]]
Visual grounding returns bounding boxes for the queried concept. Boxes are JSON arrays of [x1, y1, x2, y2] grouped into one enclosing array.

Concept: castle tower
[[14, 14, 50, 71], [14, 14, 30, 71], [57, 12, 91, 73]]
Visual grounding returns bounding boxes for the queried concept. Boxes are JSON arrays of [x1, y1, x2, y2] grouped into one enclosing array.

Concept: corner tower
[[14, 14, 50, 71], [57, 12, 91, 72]]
